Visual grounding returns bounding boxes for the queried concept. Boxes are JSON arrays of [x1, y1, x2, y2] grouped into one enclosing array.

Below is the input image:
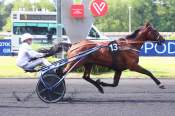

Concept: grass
[[0, 56, 174, 78]]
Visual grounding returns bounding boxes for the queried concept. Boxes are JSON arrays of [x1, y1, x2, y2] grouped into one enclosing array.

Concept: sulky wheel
[[36, 73, 66, 103]]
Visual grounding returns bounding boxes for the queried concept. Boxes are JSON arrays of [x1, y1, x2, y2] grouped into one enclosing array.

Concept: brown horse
[[59, 23, 165, 93]]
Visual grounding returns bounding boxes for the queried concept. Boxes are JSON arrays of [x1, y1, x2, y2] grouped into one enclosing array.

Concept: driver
[[16, 33, 51, 71]]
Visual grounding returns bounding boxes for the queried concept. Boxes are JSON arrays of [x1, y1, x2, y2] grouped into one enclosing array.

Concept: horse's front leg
[[57, 60, 81, 76], [83, 64, 104, 93], [56, 62, 73, 76], [97, 71, 122, 87], [129, 64, 165, 89]]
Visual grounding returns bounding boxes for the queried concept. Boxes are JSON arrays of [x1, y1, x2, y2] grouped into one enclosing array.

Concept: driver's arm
[[27, 49, 44, 59]]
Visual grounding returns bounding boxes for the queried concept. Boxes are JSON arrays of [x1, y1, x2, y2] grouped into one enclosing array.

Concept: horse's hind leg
[[129, 64, 165, 89], [97, 71, 122, 87], [83, 64, 104, 93]]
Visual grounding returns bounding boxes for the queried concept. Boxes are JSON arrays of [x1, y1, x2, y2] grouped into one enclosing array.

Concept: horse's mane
[[125, 29, 139, 39], [125, 26, 143, 39]]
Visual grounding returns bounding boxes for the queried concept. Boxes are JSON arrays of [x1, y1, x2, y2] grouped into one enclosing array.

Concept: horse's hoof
[[97, 85, 104, 94], [96, 79, 101, 84], [98, 88, 104, 94], [95, 79, 104, 93], [159, 84, 166, 89]]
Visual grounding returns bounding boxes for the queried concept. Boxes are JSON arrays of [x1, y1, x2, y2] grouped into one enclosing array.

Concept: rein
[[121, 39, 159, 44], [119, 47, 140, 53], [117, 38, 159, 53], [69, 43, 97, 53]]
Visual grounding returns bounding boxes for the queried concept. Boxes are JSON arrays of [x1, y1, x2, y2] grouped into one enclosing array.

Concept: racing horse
[[42, 23, 165, 93]]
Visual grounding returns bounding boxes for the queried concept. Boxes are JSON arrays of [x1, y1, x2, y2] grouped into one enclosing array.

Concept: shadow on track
[[60, 97, 175, 104], [0, 105, 49, 109]]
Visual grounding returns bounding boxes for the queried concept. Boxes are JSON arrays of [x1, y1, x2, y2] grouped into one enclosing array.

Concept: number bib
[[108, 41, 119, 53]]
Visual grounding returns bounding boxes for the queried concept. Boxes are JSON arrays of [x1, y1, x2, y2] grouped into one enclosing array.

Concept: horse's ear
[[145, 22, 150, 27]]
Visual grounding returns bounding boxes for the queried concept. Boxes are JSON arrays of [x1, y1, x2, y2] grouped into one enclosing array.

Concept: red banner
[[71, 4, 84, 18], [90, 0, 108, 17]]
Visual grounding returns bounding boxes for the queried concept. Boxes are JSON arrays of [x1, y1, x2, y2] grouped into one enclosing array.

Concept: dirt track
[[0, 78, 175, 116]]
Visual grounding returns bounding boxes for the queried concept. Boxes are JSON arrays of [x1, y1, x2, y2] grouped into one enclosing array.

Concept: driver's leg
[[24, 58, 50, 70]]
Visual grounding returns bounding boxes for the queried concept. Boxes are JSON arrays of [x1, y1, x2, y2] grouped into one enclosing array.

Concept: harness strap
[[108, 41, 119, 70]]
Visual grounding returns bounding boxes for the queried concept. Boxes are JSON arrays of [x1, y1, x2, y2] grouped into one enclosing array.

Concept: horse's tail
[[38, 42, 72, 57]]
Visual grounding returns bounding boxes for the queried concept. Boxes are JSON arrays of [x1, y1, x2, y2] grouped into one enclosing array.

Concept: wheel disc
[[36, 73, 66, 103]]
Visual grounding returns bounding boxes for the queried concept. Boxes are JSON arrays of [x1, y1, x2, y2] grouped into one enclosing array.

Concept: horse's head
[[141, 23, 165, 45]]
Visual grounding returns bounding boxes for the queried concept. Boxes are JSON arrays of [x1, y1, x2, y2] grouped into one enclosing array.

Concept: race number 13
[[109, 43, 118, 52]]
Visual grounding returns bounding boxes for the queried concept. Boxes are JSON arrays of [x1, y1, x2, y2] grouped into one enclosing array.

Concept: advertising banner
[[71, 4, 84, 18], [140, 40, 175, 56], [90, 0, 108, 17], [0, 39, 11, 56]]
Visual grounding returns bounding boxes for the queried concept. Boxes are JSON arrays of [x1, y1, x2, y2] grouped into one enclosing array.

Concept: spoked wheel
[[36, 73, 66, 103]]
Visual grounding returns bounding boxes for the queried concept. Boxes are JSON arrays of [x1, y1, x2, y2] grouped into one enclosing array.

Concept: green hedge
[[73, 65, 112, 75], [167, 36, 175, 40], [0, 36, 5, 39]]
